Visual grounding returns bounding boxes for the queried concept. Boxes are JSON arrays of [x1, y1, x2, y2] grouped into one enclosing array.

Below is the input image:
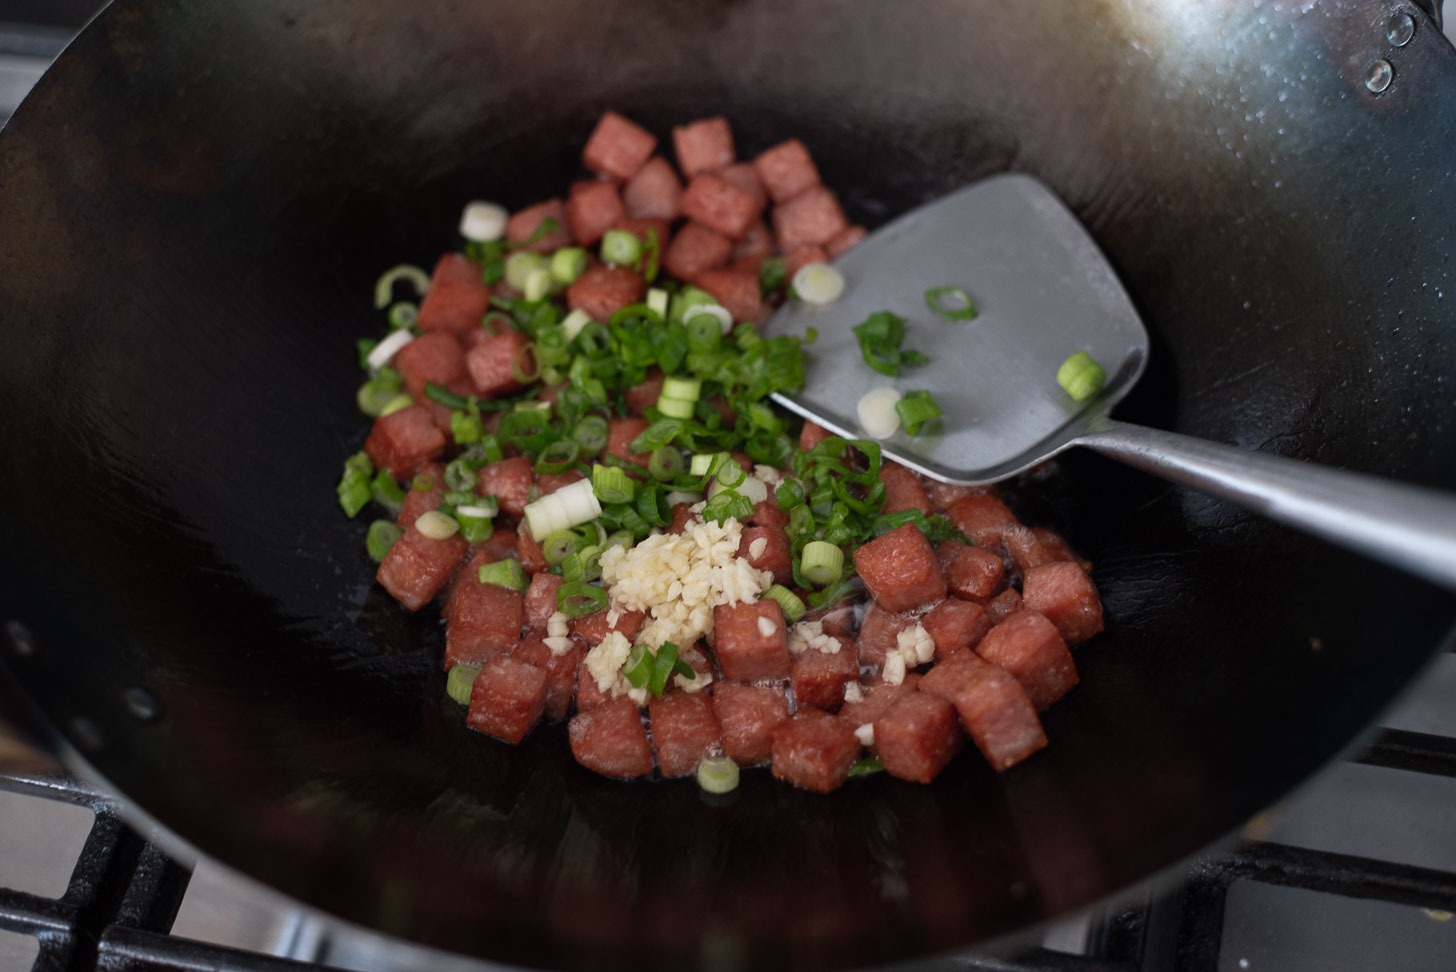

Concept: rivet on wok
[[123, 687, 161, 722], [1365, 58, 1394, 93], [1386, 11, 1415, 47], [4, 620, 35, 657], [70, 717, 105, 753]]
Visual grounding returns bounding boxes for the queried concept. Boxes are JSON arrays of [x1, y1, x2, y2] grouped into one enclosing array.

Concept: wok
[[2, 1, 1455, 968]]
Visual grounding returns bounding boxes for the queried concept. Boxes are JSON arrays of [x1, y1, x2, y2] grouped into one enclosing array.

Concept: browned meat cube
[[799, 420, 832, 451], [711, 601, 789, 681], [856, 600, 914, 668], [569, 695, 654, 778], [466, 330, 535, 400], [395, 461, 445, 530], [681, 172, 761, 239], [677, 643, 715, 682], [919, 652, 1047, 771], [874, 692, 963, 783], [523, 572, 564, 631], [712, 681, 789, 765], [538, 468, 585, 496], [945, 493, 1020, 550], [516, 529, 547, 573], [575, 663, 610, 712], [691, 268, 766, 325], [376, 523, 467, 612], [506, 199, 574, 253], [1021, 561, 1104, 645], [393, 331, 467, 400], [444, 575, 524, 668], [790, 640, 858, 711], [569, 608, 646, 647], [664, 222, 732, 280], [673, 116, 735, 175], [826, 224, 868, 257], [565, 179, 626, 247], [853, 523, 947, 613], [466, 654, 548, 744], [986, 588, 1023, 624], [772, 186, 848, 250], [937, 541, 1006, 602], [606, 417, 651, 468], [475, 455, 535, 519], [510, 633, 583, 722], [718, 162, 767, 210], [976, 611, 1078, 710], [738, 525, 792, 585], [1006, 525, 1080, 574], [753, 139, 821, 204], [416, 253, 492, 335], [566, 265, 647, 324], [837, 678, 919, 737], [623, 156, 683, 220], [921, 598, 991, 661], [582, 110, 656, 181], [623, 367, 665, 416], [729, 219, 774, 273], [364, 405, 446, 481], [878, 463, 933, 515], [749, 498, 789, 531], [666, 502, 699, 535], [922, 480, 989, 513], [771, 711, 861, 793], [649, 692, 722, 778]]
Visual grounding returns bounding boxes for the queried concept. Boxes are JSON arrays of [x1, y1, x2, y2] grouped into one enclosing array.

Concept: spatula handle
[[1078, 420, 1456, 590]]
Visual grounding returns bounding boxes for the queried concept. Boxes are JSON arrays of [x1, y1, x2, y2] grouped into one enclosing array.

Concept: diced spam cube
[[416, 254, 492, 335], [853, 523, 947, 613], [812, 603, 857, 639], [538, 468, 586, 496], [570, 608, 646, 647], [790, 640, 858, 712], [837, 678, 919, 737], [393, 332, 467, 399], [730, 219, 774, 268], [1007, 526, 1086, 575], [466, 330, 535, 400], [873, 692, 963, 783], [677, 642, 716, 683], [878, 463, 932, 515], [921, 597, 992, 661], [717, 163, 767, 211], [466, 654, 548, 743], [566, 264, 647, 323], [800, 420, 832, 451], [506, 199, 574, 253], [975, 611, 1078, 710], [923, 481, 989, 513], [945, 493, 1021, 550], [711, 601, 790, 680], [649, 692, 722, 778], [772, 186, 848, 251], [826, 224, 868, 258], [681, 172, 761, 239], [667, 501, 698, 535], [919, 651, 1047, 771], [575, 662, 610, 712], [753, 139, 821, 204], [376, 524, 468, 612], [623, 156, 683, 220], [737, 525, 792, 584], [606, 417, 651, 468], [475, 456, 535, 520], [1022, 561, 1103, 645], [511, 633, 584, 722], [783, 244, 830, 277], [396, 461, 445, 530], [445, 575, 524, 668], [582, 111, 656, 181], [771, 711, 861, 793], [364, 405, 447, 481], [749, 499, 789, 531], [663, 222, 732, 280], [569, 695, 654, 778], [986, 588, 1023, 624], [937, 541, 1006, 602], [855, 600, 914, 668], [565, 179, 626, 246], [623, 368, 665, 417], [692, 268, 766, 325], [523, 572, 564, 630], [673, 116, 735, 176], [516, 529, 547, 573], [713, 681, 790, 766]]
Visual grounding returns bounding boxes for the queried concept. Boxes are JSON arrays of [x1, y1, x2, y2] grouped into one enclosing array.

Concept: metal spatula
[[765, 174, 1456, 589]]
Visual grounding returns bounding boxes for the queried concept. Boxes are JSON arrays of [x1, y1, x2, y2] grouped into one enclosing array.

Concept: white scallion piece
[[792, 262, 845, 305], [561, 308, 593, 341], [458, 201, 509, 242], [415, 510, 460, 541], [366, 329, 415, 371], [684, 303, 733, 335], [454, 504, 497, 519], [523, 479, 602, 541], [857, 386, 904, 439], [646, 287, 670, 317]]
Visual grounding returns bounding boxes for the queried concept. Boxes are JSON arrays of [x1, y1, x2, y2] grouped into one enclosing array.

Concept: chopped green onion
[[847, 756, 884, 778], [337, 452, 373, 518], [357, 377, 403, 416], [662, 376, 702, 401], [378, 394, 414, 417], [371, 470, 406, 511], [535, 438, 580, 475], [670, 285, 716, 325], [600, 229, 643, 267], [522, 266, 555, 302], [561, 307, 594, 341], [701, 490, 754, 524], [622, 643, 651, 688], [366, 329, 415, 371], [647, 641, 681, 696], [851, 310, 928, 377], [551, 247, 588, 285], [646, 287, 670, 317], [424, 382, 471, 410], [857, 387, 903, 439], [374, 264, 430, 309], [459, 200, 508, 242], [685, 313, 721, 351], [443, 458, 477, 492], [763, 584, 807, 623], [648, 446, 684, 481], [557, 580, 608, 617], [478, 558, 529, 590], [504, 251, 548, 292], [365, 520, 403, 561], [759, 256, 787, 295], [446, 664, 481, 705], [630, 418, 683, 454], [792, 263, 845, 305], [592, 464, 636, 504], [542, 529, 581, 566], [573, 415, 609, 455], [800, 540, 844, 587], [412, 472, 437, 492], [690, 452, 726, 477], [1057, 350, 1107, 402], [684, 304, 732, 335], [561, 544, 603, 583], [456, 507, 495, 543], [450, 409, 484, 444], [924, 285, 978, 321], [714, 458, 747, 490], [415, 510, 460, 540], [656, 395, 696, 419], [387, 301, 419, 330], [697, 755, 741, 794], [895, 390, 944, 435]]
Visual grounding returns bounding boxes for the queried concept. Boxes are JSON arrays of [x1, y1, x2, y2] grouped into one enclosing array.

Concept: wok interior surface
[[2, 1, 1456, 968]]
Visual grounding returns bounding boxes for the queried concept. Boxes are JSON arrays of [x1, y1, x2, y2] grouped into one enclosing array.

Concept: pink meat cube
[[565, 180, 626, 247], [717, 163, 767, 211], [538, 468, 586, 496], [790, 640, 859, 712], [364, 405, 446, 480], [622, 156, 683, 220], [783, 244, 829, 277], [566, 264, 647, 323], [692, 268, 766, 325], [874, 692, 963, 783], [466, 654, 547, 743], [937, 541, 1006, 603], [986, 588, 1023, 624], [1022, 561, 1103, 645], [475, 456, 535, 520], [711, 601, 790, 681], [581, 111, 656, 181], [523, 572, 564, 630], [376, 524, 468, 612], [415, 253, 492, 336], [663, 222, 732, 280], [772, 186, 849, 251], [771, 711, 861, 793], [826, 224, 868, 258], [729, 220, 774, 273], [799, 420, 832, 451], [649, 692, 722, 778], [878, 463, 932, 515], [677, 643, 715, 683], [749, 498, 789, 531], [466, 330, 534, 400], [666, 502, 699, 535], [920, 652, 1047, 771], [853, 523, 947, 613], [673, 116, 735, 176], [516, 529, 547, 573], [506, 199, 574, 253], [444, 575, 524, 668], [569, 695, 654, 778], [511, 633, 584, 722], [712, 682, 790, 766], [393, 332, 467, 400], [945, 493, 1021, 550], [837, 679, 919, 739], [1007, 526, 1086, 574], [606, 417, 651, 468], [575, 663, 610, 712], [737, 525, 792, 584], [976, 611, 1078, 710], [623, 368, 665, 416], [923, 481, 989, 513], [753, 139, 821, 204], [921, 598, 992, 661], [569, 608, 646, 647], [395, 461, 445, 530], [855, 600, 915, 669], [681, 172, 761, 239], [811, 603, 857, 639]]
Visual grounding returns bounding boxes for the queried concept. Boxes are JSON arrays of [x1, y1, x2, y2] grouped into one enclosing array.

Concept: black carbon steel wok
[[2, 1, 1456, 968]]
